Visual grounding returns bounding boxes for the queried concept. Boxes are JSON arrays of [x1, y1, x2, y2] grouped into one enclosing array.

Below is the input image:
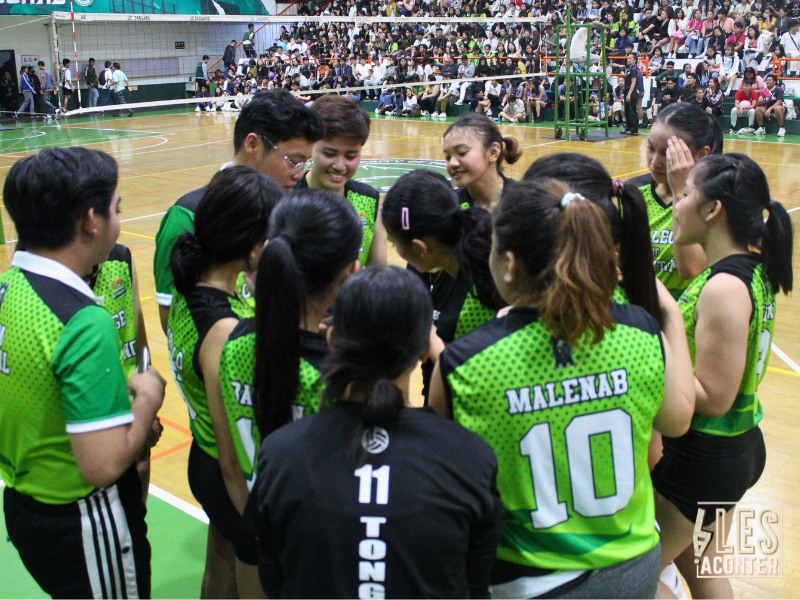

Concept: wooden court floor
[[1, 111, 799, 597]]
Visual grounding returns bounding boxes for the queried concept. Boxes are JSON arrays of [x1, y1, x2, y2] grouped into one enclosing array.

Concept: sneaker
[[778, 127, 786, 137], [430, 112, 439, 117], [454, 100, 464, 105], [45, 115, 53, 123], [374, 107, 380, 114], [736, 127, 753, 134], [729, 128, 737, 134], [438, 112, 448, 119], [421, 110, 430, 116], [754, 127, 766, 135], [195, 106, 201, 112]]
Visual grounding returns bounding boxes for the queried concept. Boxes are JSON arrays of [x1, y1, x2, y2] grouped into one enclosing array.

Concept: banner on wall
[[0, 0, 273, 16]]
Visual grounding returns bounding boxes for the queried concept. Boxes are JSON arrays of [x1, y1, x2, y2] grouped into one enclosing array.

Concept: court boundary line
[[149, 484, 209, 524], [771, 344, 800, 373]]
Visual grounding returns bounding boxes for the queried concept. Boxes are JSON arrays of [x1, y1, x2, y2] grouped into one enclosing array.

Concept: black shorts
[[187, 441, 257, 564], [651, 427, 766, 526], [4, 467, 150, 598]]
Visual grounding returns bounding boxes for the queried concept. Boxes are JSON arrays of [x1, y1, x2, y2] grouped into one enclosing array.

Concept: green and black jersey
[[679, 254, 775, 436], [633, 176, 693, 299], [0, 252, 132, 504], [220, 319, 328, 487], [154, 185, 254, 315], [439, 304, 664, 572], [90, 244, 138, 378], [295, 176, 379, 266], [168, 286, 247, 459], [456, 175, 516, 210]]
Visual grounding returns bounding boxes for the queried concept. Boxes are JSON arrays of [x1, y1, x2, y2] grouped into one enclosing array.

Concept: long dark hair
[[693, 153, 793, 294], [524, 154, 661, 326], [254, 189, 362, 436], [171, 166, 282, 295], [382, 170, 505, 311], [322, 266, 432, 434], [655, 101, 723, 154], [444, 111, 523, 174], [494, 179, 619, 346]]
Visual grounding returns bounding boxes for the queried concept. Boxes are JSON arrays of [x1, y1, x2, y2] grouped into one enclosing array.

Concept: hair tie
[[561, 192, 586, 209], [401, 206, 410, 231], [612, 178, 625, 198]]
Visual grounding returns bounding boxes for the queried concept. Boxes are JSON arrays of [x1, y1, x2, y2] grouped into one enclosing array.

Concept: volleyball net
[[37, 12, 557, 118]]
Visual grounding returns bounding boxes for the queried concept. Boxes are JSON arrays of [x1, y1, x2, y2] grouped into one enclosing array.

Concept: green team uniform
[[168, 287, 246, 459], [439, 304, 664, 573], [679, 254, 775, 436], [91, 244, 138, 379], [638, 178, 693, 299], [0, 252, 132, 504], [220, 319, 328, 487], [296, 177, 379, 266], [154, 185, 254, 315]]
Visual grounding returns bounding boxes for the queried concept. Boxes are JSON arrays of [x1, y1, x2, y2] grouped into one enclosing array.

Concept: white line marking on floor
[[148, 484, 209, 524], [121, 212, 166, 223], [771, 344, 800, 373]]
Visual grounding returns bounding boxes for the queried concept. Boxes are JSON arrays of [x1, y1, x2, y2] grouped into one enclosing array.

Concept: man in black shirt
[[623, 53, 641, 135]]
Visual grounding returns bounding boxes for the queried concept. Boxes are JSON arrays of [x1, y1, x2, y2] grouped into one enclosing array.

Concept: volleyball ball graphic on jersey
[[361, 427, 390, 454]]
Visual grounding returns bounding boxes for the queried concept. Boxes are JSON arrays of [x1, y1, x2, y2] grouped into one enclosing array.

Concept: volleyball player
[[443, 111, 522, 212], [652, 153, 793, 598], [167, 167, 282, 598], [219, 189, 361, 502], [88, 243, 161, 502], [295, 94, 387, 266], [247, 265, 503, 598], [630, 102, 723, 299], [524, 153, 660, 324], [154, 88, 324, 333], [0, 147, 165, 598], [382, 170, 504, 397], [430, 179, 695, 598]]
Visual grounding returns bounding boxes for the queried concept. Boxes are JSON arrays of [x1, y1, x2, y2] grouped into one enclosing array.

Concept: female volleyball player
[[219, 189, 361, 501], [523, 153, 661, 325], [652, 153, 793, 598], [296, 94, 387, 266], [248, 265, 503, 598], [168, 166, 282, 598], [632, 102, 723, 298], [382, 169, 505, 397], [443, 111, 522, 212], [430, 179, 695, 598]]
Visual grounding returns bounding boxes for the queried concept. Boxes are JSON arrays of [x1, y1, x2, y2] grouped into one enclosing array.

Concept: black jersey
[[247, 402, 502, 599]]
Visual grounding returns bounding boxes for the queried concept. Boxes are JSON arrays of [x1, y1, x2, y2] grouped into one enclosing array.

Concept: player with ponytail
[[382, 169, 505, 397], [430, 179, 695, 598], [653, 153, 793, 598], [248, 266, 502, 598]]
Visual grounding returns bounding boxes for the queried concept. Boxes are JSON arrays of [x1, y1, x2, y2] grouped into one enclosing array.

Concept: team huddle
[[0, 88, 793, 599]]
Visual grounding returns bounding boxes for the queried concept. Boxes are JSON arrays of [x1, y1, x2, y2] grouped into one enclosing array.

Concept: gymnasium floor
[[0, 109, 799, 598]]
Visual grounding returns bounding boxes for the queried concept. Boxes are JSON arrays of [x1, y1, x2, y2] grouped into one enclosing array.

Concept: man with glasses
[[153, 89, 324, 333]]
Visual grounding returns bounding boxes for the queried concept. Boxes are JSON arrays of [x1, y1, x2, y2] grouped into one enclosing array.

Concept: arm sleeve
[[154, 207, 195, 307], [53, 306, 133, 434]]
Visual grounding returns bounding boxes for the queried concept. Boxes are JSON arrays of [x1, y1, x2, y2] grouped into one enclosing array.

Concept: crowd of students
[[0, 88, 793, 598]]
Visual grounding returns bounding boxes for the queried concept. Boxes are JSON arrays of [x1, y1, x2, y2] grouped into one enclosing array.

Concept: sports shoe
[[421, 110, 430, 116], [194, 106, 201, 112], [729, 128, 737, 134], [374, 107, 380, 114], [438, 112, 447, 119], [454, 100, 464, 105], [778, 127, 786, 137], [737, 127, 754, 134], [754, 127, 766, 135], [430, 111, 439, 117]]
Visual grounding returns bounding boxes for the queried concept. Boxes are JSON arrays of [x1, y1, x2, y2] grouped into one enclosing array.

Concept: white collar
[[12, 251, 100, 303]]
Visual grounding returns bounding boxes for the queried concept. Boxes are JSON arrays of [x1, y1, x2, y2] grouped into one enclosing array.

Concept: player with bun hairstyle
[[168, 166, 282, 598], [296, 94, 387, 266], [219, 189, 361, 513], [248, 266, 502, 598], [382, 170, 505, 397], [631, 102, 723, 299], [524, 153, 661, 327], [653, 153, 793, 598], [443, 111, 523, 212], [430, 179, 695, 598]]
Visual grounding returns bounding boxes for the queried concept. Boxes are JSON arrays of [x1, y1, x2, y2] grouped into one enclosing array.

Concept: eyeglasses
[[259, 135, 313, 173]]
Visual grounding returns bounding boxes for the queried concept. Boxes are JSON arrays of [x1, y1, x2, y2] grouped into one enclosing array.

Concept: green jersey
[[0, 253, 131, 504], [91, 244, 138, 379], [679, 254, 774, 436], [295, 177, 379, 267], [220, 319, 328, 487], [639, 179, 693, 299], [440, 304, 664, 571], [168, 286, 246, 459], [154, 185, 254, 314]]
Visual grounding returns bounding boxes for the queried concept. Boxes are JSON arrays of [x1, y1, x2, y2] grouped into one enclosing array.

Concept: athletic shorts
[[187, 441, 257, 564], [3, 467, 150, 599], [651, 426, 766, 526]]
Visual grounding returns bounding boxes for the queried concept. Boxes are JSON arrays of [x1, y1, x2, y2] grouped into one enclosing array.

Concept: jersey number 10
[[520, 408, 635, 530]]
